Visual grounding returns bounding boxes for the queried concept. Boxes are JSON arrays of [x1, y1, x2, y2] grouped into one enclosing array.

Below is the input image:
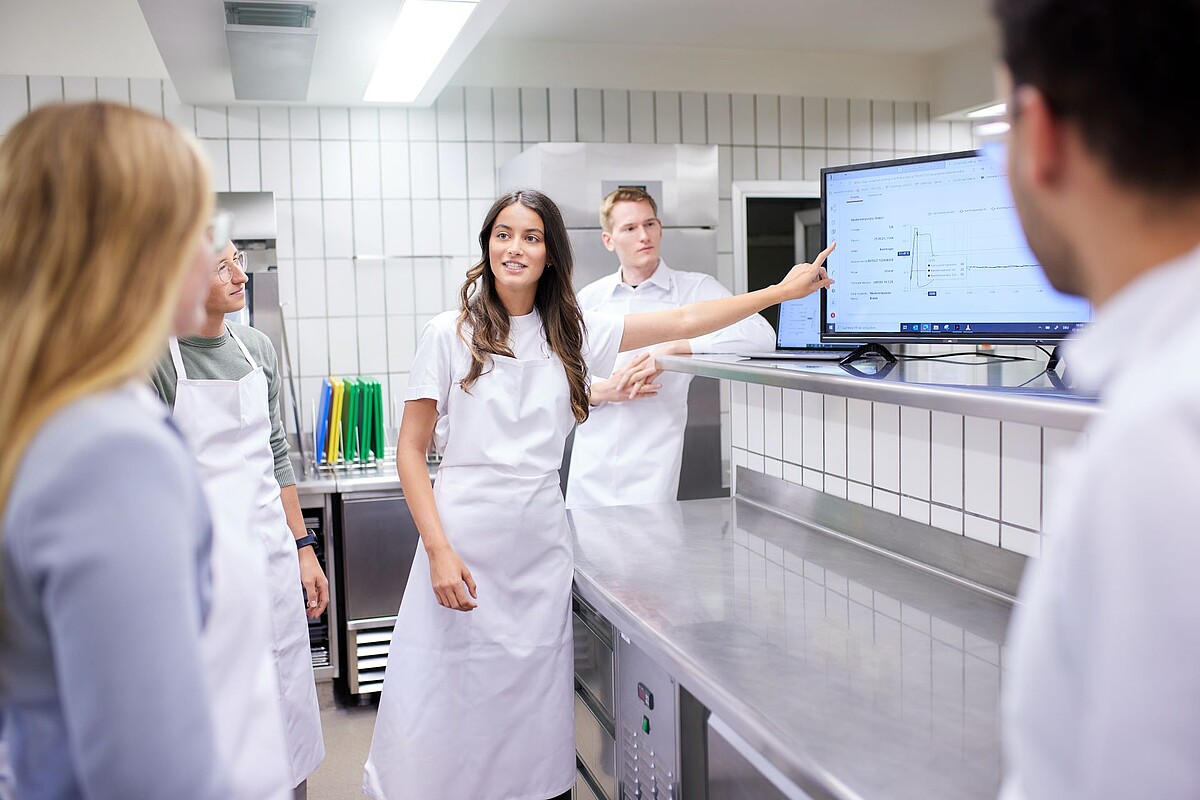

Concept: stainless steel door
[[706, 716, 814, 800], [339, 492, 421, 621], [499, 143, 718, 229], [573, 606, 616, 721], [576, 693, 620, 800]]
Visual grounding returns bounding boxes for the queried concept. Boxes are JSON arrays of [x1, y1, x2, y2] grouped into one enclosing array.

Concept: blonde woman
[[0, 104, 231, 799]]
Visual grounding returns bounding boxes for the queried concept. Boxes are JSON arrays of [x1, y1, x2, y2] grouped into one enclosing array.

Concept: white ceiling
[[483, 0, 993, 56], [0, 0, 998, 107], [0, 0, 168, 79]]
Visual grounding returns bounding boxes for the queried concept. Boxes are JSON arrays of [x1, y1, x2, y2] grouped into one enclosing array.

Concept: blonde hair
[[598, 186, 659, 232], [0, 102, 213, 523]]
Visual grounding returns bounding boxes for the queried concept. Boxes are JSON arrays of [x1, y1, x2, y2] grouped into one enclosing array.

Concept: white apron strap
[[226, 325, 260, 370], [168, 336, 188, 380], [171, 326, 259, 380]]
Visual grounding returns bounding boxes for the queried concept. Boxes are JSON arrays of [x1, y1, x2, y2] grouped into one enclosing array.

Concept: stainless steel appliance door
[[706, 715, 815, 800], [339, 493, 421, 621], [499, 143, 718, 229]]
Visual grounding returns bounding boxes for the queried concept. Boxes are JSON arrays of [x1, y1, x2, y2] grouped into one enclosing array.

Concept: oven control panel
[[617, 637, 678, 800]]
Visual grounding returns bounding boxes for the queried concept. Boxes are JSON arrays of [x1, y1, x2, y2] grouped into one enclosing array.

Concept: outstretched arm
[[619, 244, 834, 353]]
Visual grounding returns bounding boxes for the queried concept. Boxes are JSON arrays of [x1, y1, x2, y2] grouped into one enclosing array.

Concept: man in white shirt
[[994, 0, 1200, 798], [566, 187, 775, 509]]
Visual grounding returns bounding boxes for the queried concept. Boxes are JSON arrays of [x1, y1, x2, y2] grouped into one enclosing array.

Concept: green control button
[[642, 716, 651, 734]]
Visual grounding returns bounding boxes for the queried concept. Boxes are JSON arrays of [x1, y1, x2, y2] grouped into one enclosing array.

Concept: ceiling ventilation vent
[[224, 1, 319, 102], [225, 1, 316, 28]]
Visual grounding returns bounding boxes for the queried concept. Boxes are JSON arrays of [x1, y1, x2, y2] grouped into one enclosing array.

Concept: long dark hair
[[457, 189, 591, 423]]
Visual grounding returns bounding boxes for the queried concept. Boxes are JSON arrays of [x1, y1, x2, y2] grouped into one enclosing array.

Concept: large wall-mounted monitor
[[820, 151, 1091, 344]]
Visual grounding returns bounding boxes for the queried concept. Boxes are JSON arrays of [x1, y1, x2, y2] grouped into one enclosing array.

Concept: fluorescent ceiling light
[[967, 102, 1007, 119], [973, 121, 1011, 137], [364, 0, 478, 103]]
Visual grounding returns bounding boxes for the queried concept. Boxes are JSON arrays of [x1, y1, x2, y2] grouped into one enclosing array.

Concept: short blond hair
[[0, 103, 212, 520], [599, 186, 658, 232]]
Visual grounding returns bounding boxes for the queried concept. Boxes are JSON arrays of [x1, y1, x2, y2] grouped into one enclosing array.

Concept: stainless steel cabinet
[[574, 593, 618, 800], [706, 716, 813, 800], [337, 489, 421, 697], [576, 768, 606, 800], [297, 488, 337, 682], [574, 591, 682, 800]]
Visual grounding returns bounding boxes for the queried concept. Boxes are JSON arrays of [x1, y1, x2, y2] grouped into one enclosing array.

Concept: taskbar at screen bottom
[[825, 321, 1088, 336]]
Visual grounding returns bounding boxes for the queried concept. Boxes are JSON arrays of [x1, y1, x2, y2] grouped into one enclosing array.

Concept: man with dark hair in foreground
[[992, 0, 1200, 798]]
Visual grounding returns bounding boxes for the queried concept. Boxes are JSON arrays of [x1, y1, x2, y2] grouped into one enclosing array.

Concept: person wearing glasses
[[150, 241, 326, 799]]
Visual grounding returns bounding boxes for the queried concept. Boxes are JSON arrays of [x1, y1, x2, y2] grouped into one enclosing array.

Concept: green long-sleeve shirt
[[149, 322, 296, 488]]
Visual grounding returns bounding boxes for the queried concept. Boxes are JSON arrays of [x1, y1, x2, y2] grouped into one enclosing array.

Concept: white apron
[[567, 293, 689, 509], [170, 328, 324, 788], [364, 351, 577, 800]]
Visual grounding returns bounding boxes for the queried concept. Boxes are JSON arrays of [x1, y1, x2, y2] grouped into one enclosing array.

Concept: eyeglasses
[[215, 250, 247, 284]]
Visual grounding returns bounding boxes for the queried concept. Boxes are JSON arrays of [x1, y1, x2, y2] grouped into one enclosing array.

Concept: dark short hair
[[993, 0, 1200, 195]]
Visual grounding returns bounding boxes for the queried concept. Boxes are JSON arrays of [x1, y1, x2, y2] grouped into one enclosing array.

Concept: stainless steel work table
[[293, 460, 437, 496], [293, 462, 398, 495], [569, 495, 1013, 800], [659, 353, 1097, 430]]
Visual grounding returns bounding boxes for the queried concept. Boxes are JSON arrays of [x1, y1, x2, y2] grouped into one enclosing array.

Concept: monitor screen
[[820, 150, 1091, 343]]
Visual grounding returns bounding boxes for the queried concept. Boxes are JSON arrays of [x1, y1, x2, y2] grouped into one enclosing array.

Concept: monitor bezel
[[818, 150, 1087, 345]]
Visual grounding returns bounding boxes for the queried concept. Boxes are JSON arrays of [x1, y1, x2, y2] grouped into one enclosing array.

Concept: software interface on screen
[[822, 152, 1091, 340], [777, 293, 835, 348]]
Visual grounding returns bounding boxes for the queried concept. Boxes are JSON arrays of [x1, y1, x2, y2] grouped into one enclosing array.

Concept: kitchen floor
[[308, 682, 378, 799]]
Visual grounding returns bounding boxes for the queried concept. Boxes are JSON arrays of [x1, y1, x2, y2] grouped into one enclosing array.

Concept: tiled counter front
[[662, 355, 1098, 561]]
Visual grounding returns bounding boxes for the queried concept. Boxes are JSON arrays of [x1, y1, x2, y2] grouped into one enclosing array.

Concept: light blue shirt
[[0, 384, 230, 800]]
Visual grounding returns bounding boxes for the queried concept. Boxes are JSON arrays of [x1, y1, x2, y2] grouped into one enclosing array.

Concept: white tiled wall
[[0, 73, 975, 439], [730, 386, 1082, 558]]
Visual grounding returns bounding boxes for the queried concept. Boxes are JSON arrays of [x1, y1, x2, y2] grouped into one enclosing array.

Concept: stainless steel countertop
[[659, 353, 1099, 430], [291, 456, 435, 497], [570, 497, 1012, 800]]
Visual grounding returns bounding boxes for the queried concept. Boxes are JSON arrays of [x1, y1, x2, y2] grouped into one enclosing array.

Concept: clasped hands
[[590, 347, 674, 405]]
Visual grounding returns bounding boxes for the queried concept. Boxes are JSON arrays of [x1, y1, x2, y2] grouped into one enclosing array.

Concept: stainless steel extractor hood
[[224, 1, 318, 101], [498, 143, 720, 290]]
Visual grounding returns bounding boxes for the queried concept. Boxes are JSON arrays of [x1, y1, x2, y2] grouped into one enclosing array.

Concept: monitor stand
[[840, 359, 898, 380], [839, 343, 897, 366], [1046, 345, 1064, 372]]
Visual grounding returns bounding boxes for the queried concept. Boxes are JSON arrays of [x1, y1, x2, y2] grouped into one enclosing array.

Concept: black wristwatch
[[295, 530, 318, 551]]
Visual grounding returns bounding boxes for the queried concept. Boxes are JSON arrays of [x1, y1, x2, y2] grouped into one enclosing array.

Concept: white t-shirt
[[405, 307, 624, 469]]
